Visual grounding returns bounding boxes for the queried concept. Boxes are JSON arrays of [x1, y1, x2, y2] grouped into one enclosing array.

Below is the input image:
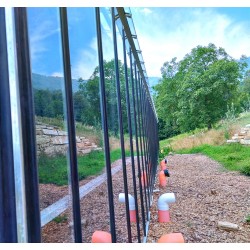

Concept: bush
[[159, 145, 173, 160], [224, 129, 230, 140]]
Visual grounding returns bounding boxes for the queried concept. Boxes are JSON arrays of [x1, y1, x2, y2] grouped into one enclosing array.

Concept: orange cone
[[160, 159, 166, 168], [141, 171, 148, 188], [157, 233, 185, 243], [161, 164, 167, 171], [159, 170, 167, 187], [92, 231, 112, 243], [129, 210, 136, 223], [158, 209, 170, 222]]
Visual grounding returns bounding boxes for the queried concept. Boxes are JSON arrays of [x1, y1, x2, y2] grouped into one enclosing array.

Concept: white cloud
[[141, 8, 152, 15], [51, 72, 63, 77], [131, 8, 250, 77], [29, 21, 60, 62], [71, 38, 99, 80], [71, 25, 126, 80]]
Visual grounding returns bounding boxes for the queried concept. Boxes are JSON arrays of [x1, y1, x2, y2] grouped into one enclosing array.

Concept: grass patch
[[36, 116, 65, 129], [160, 129, 226, 153], [159, 112, 250, 177], [177, 143, 250, 175], [160, 112, 250, 154], [53, 215, 68, 223], [245, 214, 250, 223], [38, 148, 130, 186]]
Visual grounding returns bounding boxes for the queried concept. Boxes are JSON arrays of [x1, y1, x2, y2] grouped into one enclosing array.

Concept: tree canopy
[[154, 43, 247, 139]]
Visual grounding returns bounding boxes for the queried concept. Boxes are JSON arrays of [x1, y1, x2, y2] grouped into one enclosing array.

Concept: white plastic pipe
[[119, 193, 136, 222], [119, 193, 135, 210], [157, 193, 176, 210], [157, 193, 176, 223]]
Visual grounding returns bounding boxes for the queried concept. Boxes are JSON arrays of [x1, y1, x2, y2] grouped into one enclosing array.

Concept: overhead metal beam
[[116, 7, 158, 121]]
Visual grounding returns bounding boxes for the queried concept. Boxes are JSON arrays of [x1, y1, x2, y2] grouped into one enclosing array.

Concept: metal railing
[[0, 7, 159, 243]]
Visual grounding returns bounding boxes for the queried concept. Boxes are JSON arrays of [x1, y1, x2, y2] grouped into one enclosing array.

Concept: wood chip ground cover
[[40, 154, 250, 243]]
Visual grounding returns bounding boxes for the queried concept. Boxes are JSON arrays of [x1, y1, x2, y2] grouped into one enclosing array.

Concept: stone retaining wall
[[36, 123, 102, 156], [227, 124, 250, 145]]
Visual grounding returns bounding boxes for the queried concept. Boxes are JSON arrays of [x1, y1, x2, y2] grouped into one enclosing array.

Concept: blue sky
[[25, 5, 250, 79], [131, 7, 250, 77], [27, 8, 99, 79]]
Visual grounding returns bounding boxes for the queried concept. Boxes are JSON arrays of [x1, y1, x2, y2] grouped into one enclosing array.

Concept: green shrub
[[159, 144, 173, 160], [224, 129, 230, 140]]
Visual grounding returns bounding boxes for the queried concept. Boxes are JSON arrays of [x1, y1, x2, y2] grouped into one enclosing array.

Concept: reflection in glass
[[5, 7, 27, 242], [67, 7, 109, 243], [27, 7, 73, 243]]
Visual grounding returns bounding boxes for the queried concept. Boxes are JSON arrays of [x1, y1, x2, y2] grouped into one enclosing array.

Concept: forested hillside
[[32, 73, 80, 92], [33, 60, 127, 135]]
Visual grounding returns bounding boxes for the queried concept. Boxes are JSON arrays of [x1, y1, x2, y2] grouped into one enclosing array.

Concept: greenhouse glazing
[[0, 7, 159, 243]]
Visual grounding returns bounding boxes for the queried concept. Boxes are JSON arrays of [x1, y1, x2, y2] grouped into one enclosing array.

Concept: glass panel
[[67, 7, 107, 243], [134, 59, 150, 238], [116, 19, 130, 154], [99, 7, 126, 242], [116, 18, 139, 242], [123, 42, 144, 242], [27, 7, 73, 243], [5, 7, 27, 242]]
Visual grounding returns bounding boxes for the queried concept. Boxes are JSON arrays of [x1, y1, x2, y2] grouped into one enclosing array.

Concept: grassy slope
[[39, 148, 130, 186], [36, 116, 133, 185], [178, 143, 250, 175], [160, 112, 250, 176]]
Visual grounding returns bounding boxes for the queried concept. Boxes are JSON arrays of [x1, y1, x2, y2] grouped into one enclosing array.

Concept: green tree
[[73, 90, 91, 123], [239, 70, 250, 112], [74, 59, 127, 134], [154, 57, 180, 138], [34, 89, 63, 118], [155, 43, 246, 137]]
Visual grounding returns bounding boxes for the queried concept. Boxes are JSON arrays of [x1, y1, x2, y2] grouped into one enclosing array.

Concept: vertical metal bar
[[139, 82, 151, 207], [59, 7, 82, 243], [150, 108, 156, 198], [130, 54, 146, 237], [144, 98, 152, 198], [0, 7, 18, 243], [135, 68, 149, 222], [140, 88, 148, 186], [95, 7, 116, 242], [111, 7, 132, 243], [144, 95, 150, 189], [138, 79, 149, 198], [148, 106, 154, 196], [6, 7, 28, 242], [156, 114, 160, 163], [14, 7, 41, 242], [145, 101, 151, 190], [140, 78, 151, 212], [122, 29, 141, 243]]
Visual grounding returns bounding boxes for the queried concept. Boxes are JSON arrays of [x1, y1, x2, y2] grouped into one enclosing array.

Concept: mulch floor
[[40, 154, 250, 243]]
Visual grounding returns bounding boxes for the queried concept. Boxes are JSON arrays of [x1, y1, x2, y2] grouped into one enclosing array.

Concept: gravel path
[[147, 154, 250, 243], [40, 154, 250, 243]]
